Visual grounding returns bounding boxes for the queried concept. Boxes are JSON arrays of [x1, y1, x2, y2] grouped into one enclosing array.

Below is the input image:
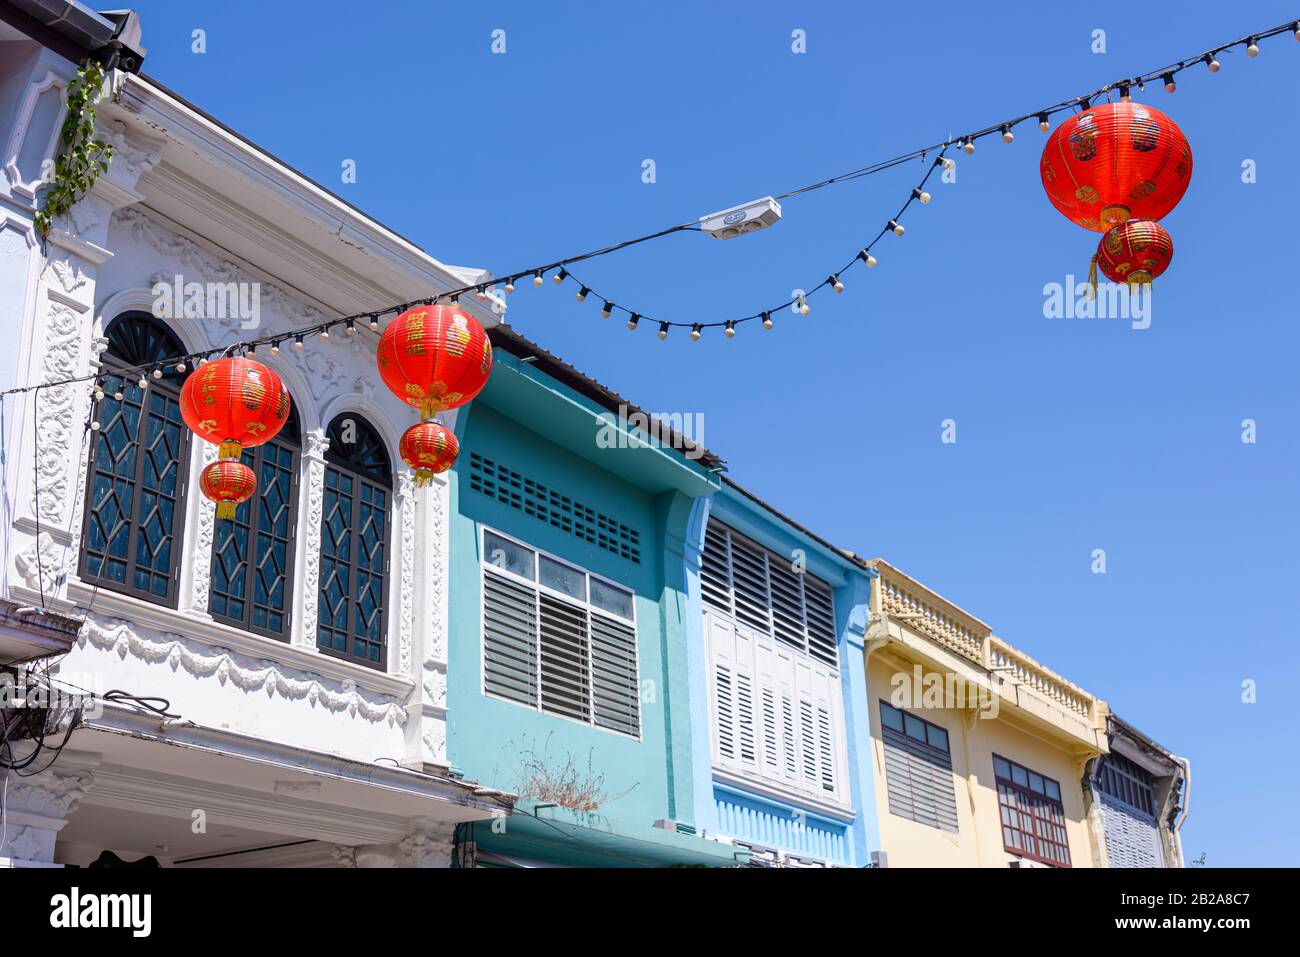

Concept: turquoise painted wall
[[447, 399, 700, 831]]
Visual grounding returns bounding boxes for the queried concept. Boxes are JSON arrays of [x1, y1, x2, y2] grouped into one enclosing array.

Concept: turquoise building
[[446, 324, 878, 866]]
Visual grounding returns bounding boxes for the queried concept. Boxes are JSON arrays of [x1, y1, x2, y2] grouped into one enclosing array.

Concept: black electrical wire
[[0, 17, 1291, 382]]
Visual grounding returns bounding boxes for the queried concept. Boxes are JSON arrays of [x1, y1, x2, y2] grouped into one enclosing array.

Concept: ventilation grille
[[469, 452, 641, 564]]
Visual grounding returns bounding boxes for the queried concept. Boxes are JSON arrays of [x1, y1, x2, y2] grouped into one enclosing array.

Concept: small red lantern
[[376, 305, 492, 418], [1040, 102, 1192, 232], [1095, 220, 1174, 286], [399, 421, 459, 486], [180, 357, 291, 460], [200, 460, 257, 520]]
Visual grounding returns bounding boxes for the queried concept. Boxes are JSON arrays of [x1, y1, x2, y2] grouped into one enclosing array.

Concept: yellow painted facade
[[865, 561, 1110, 868]]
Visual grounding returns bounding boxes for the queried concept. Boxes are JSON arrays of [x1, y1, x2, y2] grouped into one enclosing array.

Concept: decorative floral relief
[[14, 531, 64, 593], [46, 255, 88, 295], [190, 443, 219, 613], [299, 430, 327, 646], [77, 616, 407, 724], [398, 472, 415, 679], [31, 301, 83, 526]]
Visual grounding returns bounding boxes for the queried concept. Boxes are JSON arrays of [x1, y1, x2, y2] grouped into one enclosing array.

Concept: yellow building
[[863, 560, 1115, 868]]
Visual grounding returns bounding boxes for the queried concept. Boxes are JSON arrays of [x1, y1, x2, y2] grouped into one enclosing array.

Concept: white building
[[1, 3, 511, 867]]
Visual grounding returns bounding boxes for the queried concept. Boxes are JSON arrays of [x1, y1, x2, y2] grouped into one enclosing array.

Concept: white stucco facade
[[0, 21, 509, 867]]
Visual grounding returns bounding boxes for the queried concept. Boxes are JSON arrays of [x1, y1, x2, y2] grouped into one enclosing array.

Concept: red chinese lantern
[[399, 421, 459, 486], [200, 460, 257, 520], [180, 357, 291, 460], [1094, 220, 1174, 287], [1040, 102, 1192, 232], [376, 305, 492, 419]]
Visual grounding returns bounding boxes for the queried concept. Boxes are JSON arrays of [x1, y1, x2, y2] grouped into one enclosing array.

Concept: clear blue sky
[[125, 0, 1299, 866]]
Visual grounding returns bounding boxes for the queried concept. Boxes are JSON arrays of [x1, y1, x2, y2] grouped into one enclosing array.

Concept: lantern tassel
[[215, 500, 237, 520], [419, 398, 441, 420], [414, 468, 435, 488], [217, 440, 243, 461], [1086, 256, 1098, 300]]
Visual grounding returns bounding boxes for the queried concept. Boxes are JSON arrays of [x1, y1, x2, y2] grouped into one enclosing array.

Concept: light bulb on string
[[1163, 72, 1176, 93], [293, 335, 305, 352], [533, 271, 544, 287], [724, 320, 736, 339], [1207, 54, 1220, 73], [798, 296, 810, 317], [137, 375, 148, 389], [889, 220, 905, 237], [657, 322, 670, 340], [114, 389, 124, 401], [270, 341, 281, 356], [503, 280, 515, 294], [576, 286, 589, 303], [1001, 125, 1014, 144], [1247, 37, 1259, 57], [941, 156, 955, 172], [830, 275, 844, 293], [175, 361, 187, 373], [962, 137, 975, 155], [319, 326, 330, 341], [762, 312, 774, 330], [345, 319, 357, 336], [1118, 84, 1131, 102], [554, 268, 568, 285], [859, 250, 877, 268], [601, 301, 614, 318], [94, 384, 105, 401], [913, 187, 931, 204], [627, 313, 640, 331], [690, 324, 702, 341], [369, 314, 380, 331], [1038, 113, 1050, 132], [152, 367, 163, 379], [90, 419, 101, 431]]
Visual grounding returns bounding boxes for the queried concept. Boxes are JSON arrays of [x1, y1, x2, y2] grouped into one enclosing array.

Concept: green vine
[[34, 59, 114, 239]]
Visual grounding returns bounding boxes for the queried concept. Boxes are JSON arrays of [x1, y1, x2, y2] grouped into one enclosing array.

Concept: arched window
[[208, 401, 301, 640], [80, 312, 191, 605], [318, 413, 392, 668]]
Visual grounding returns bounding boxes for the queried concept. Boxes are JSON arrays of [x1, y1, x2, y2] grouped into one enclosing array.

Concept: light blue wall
[[445, 356, 718, 844], [688, 484, 881, 866]]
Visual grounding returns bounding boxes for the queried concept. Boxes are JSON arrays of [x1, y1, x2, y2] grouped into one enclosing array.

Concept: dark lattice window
[[318, 413, 391, 668], [80, 313, 191, 606], [209, 403, 300, 639], [994, 754, 1072, 867]]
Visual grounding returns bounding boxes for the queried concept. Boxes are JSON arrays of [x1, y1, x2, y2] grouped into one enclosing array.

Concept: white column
[[0, 754, 97, 866], [295, 428, 328, 648]]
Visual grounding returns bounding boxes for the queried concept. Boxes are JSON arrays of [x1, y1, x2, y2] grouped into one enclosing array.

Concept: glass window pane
[[1012, 764, 1029, 787], [903, 713, 926, 741], [880, 703, 903, 732], [926, 724, 949, 753], [589, 577, 633, 620], [484, 531, 534, 579], [1029, 772, 1045, 794], [539, 555, 585, 600], [994, 756, 1011, 780], [1045, 779, 1061, 801]]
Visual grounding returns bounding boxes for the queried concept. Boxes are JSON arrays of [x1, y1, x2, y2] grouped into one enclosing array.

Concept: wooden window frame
[[317, 414, 392, 670], [993, 754, 1072, 867], [207, 411, 301, 641], [79, 313, 191, 608]]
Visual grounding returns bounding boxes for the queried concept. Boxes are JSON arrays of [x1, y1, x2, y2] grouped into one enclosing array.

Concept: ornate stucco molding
[[298, 428, 328, 648], [397, 471, 416, 679], [188, 441, 219, 614], [77, 616, 407, 724]]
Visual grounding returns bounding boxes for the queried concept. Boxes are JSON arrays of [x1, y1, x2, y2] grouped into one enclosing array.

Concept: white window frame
[[478, 525, 641, 739]]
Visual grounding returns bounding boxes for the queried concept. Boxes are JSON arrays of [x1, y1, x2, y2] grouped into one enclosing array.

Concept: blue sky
[[126, 0, 1299, 865]]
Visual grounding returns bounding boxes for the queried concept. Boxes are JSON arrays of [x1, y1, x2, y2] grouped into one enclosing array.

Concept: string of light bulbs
[[1, 15, 1296, 398]]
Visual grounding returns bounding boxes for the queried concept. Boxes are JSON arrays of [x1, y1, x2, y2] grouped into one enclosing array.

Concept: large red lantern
[[1040, 102, 1192, 232], [376, 305, 492, 419], [180, 357, 291, 460], [200, 460, 257, 520], [399, 421, 459, 486], [1095, 220, 1174, 286]]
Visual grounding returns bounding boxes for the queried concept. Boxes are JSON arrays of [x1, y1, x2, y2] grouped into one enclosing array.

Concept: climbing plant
[[33, 59, 114, 239]]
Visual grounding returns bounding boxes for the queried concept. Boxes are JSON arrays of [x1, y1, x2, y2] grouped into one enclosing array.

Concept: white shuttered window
[[481, 529, 640, 738], [702, 518, 849, 808], [701, 520, 839, 667]]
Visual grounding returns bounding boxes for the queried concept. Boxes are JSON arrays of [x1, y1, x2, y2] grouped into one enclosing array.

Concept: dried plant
[[510, 734, 635, 813]]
